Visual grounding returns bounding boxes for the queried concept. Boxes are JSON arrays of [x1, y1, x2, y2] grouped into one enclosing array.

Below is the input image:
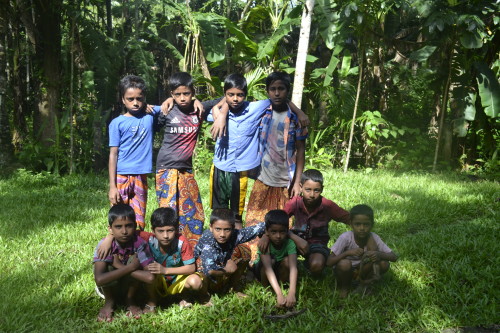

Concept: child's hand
[[296, 111, 310, 128], [276, 294, 286, 308], [145, 262, 165, 275], [285, 293, 296, 308], [290, 182, 301, 198], [96, 234, 114, 260], [193, 99, 204, 117], [126, 254, 140, 269], [364, 251, 380, 262], [224, 259, 240, 274], [108, 187, 121, 205], [145, 104, 154, 114], [161, 98, 174, 115], [346, 248, 364, 257], [112, 254, 125, 269], [210, 106, 227, 139], [257, 234, 270, 254]]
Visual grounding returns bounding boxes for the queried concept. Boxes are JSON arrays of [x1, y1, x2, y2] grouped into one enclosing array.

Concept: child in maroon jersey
[[155, 72, 220, 249]]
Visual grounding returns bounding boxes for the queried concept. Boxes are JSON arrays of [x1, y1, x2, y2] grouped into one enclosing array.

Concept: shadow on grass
[[0, 172, 109, 239]]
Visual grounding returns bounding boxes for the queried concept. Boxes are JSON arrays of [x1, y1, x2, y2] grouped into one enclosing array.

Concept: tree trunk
[[432, 45, 454, 172], [0, 23, 13, 167], [291, 0, 315, 109], [344, 47, 364, 173], [32, 0, 62, 149], [106, 0, 113, 36]]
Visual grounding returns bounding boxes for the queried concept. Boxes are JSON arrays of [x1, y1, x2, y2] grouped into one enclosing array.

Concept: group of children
[[93, 71, 398, 322]]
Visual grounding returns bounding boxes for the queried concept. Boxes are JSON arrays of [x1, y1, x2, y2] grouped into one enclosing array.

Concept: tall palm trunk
[[291, 0, 315, 108]]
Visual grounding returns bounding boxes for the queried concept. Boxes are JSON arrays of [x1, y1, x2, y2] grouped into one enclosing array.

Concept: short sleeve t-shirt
[[258, 110, 289, 187], [109, 107, 160, 174], [156, 100, 217, 170], [138, 231, 195, 284], [284, 196, 350, 245], [255, 238, 296, 264], [93, 233, 154, 268], [207, 99, 271, 172], [330, 231, 393, 268]]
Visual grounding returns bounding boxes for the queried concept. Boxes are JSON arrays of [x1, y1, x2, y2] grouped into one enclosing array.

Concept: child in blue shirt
[[194, 208, 265, 297], [208, 74, 309, 229], [108, 75, 160, 230]]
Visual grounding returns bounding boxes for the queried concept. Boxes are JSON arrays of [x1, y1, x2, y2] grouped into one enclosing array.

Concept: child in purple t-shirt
[[327, 204, 398, 298], [93, 204, 155, 322]]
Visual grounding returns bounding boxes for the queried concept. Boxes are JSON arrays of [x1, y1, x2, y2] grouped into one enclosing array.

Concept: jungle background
[[0, 1, 499, 332], [0, 0, 498, 175]]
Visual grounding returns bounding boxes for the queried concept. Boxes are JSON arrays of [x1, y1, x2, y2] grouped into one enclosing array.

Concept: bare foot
[[97, 304, 114, 322], [235, 292, 248, 299], [126, 305, 142, 319], [143, 303, 156, 314], [179, 299, 193, 309]]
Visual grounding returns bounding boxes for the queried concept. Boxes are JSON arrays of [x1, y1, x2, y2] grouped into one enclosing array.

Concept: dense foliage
[[0, 0, 498, 175]]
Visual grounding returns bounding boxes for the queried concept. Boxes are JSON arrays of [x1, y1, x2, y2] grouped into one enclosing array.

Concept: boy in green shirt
[[254, 210, 298, 308]]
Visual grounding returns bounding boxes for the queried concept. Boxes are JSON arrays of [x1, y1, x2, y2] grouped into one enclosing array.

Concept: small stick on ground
[[265, 308, 307, 321]]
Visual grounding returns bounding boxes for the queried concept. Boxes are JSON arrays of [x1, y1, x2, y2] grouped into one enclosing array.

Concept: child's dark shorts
[[306, 243, 331, 260], [252, 258, 283, 281]]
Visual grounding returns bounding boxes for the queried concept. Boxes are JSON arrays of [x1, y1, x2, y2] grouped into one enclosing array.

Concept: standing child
[[245, 72, 308, 262], [284, 169, 350, 277], [194, 209, 265, 297], [93, 204, 155, 322], [108, 75, 160, 230], [208, 74, 309, 229], [155, 72, 219, 248], [327, 204, 398, 298], [254, 210, 298, 308], [141, 207, 203, 311]]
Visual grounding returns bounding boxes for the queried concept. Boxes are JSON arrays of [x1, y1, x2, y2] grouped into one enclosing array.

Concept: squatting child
[[327, 204, 398, 298], [284, 169, 350, 277], [108, 75, 161, 230], [208, 74, 309, 229], [254, 210, 298, 308], [93, 204, 155, 322], [245, 72, 308, 262], [194, 208, 265, 298], [141, 207, 203, 311], [155, 72, 219, 247]]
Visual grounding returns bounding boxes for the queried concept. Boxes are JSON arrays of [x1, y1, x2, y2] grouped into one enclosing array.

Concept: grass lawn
[[0, 169, 498, 332]]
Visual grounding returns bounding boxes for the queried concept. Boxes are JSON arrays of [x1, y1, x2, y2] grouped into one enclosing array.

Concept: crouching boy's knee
[[335, 259, 352, 273]]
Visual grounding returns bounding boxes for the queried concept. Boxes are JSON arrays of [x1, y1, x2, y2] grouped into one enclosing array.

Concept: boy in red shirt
[[283, 169, 350, 277]]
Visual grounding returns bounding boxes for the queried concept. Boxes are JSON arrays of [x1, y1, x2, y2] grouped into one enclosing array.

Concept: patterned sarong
[[156, 169, 204, 248], [244, 179, 290, 262], [116, 174, 148, 230]]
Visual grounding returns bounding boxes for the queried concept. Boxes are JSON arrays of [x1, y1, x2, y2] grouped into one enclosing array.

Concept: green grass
[[0, 169, 498, 332]]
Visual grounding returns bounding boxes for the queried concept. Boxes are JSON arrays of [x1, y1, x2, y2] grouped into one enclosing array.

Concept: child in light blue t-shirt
[[108, 75, 161, 230]]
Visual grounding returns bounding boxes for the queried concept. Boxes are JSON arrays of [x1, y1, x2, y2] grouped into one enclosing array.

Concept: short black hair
[[224, 73, 247, 95], [151, 207, 178, 230], [265, 72, 291, 92], [168, 72, 195, 93], [350, 204, 374, 224], [264, 209, 289, 230], [301, 169, 324, 186], [119, 75, 146, 99], [210, 208, 235, 226], [108, 204, 136, 227]]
